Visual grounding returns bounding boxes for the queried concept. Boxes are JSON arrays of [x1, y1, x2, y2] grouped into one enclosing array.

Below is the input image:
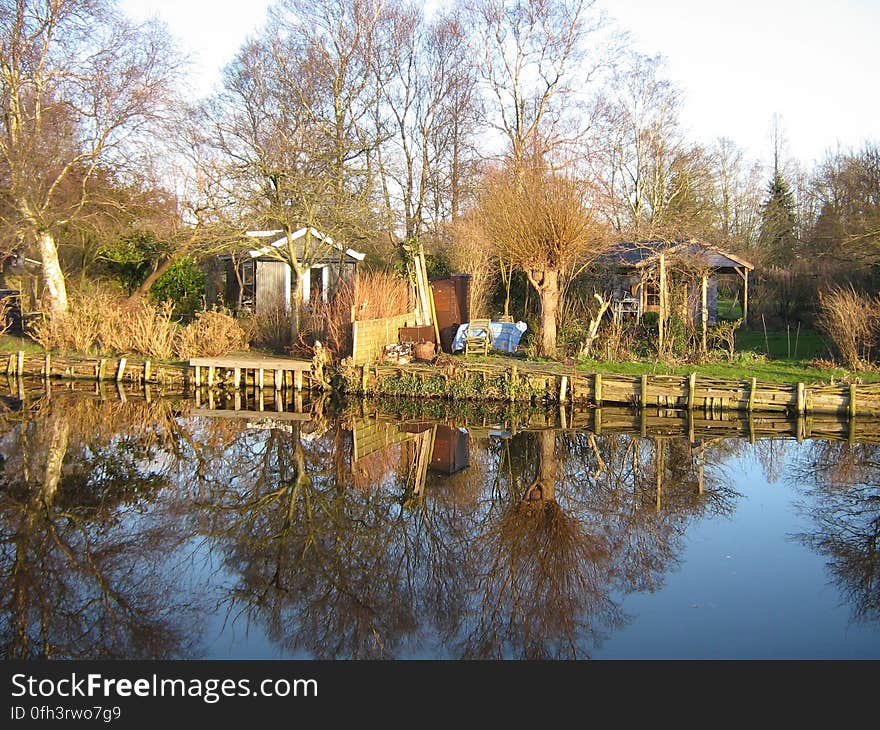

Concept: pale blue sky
[[120, 0, 880, 168]]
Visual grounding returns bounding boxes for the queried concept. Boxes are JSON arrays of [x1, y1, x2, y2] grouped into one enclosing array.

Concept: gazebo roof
[[600, 239, 754, 271]]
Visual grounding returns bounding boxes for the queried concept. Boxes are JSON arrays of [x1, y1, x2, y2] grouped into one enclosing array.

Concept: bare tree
[[0, 0, 181, 316], [590, 53, 706, 237], [464, 0, 613, 164], [208, 0, 388, 340], [475, 156, 607, 357], [377, 2, 481, 241], [711, 137, 763, 252]]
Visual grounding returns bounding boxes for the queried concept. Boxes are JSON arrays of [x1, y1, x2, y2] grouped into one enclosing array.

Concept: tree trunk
[[538, 269, 560, 359], [290, 269, 303, 346], [37, 231, 68, 316], [129, 254, 178, 301]]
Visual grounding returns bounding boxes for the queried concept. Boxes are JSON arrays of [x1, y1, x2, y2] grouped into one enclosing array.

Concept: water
[[1, 386, 879, 659]]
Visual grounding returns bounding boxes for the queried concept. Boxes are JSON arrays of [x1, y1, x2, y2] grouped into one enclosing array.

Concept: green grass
[[0, 334, 43, 354], [735, 327, 830, 360], [716, 297, 743, 320], [467, 324, 875, 386], [571, 356, 876, 385]]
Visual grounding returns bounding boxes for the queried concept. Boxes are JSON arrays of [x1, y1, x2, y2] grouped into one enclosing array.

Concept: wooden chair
[[463, 319, 493, 356]]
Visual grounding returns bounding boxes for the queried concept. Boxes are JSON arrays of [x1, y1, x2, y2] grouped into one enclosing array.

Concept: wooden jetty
[[188, 356, 315, 392]]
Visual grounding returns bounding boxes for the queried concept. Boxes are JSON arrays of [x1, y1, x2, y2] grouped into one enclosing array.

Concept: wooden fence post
[[116, 357, 127, 383]]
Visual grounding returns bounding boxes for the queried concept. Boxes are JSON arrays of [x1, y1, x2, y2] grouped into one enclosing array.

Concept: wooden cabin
[[220, 228, 365, 313]]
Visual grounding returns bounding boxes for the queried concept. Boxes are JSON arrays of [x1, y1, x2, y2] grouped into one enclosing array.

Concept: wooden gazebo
[[599, 238, 754, 347]]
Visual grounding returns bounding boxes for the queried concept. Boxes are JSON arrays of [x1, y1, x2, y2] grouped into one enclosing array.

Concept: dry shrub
[[176, 309, 249, 358], [350, 270, 410, 321], [313, 271, 410, 358], [102, 299, 179, 359], [446, 217, 497, 318], [0, 296, 12, 336], [29, 290, 113, 353], [242, 295, 295, 353], [816, 287, 880, 369], [708, 318, 743, 362]]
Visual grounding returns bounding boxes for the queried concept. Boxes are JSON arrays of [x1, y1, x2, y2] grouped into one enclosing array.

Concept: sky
[[120, 0, 880, 170]]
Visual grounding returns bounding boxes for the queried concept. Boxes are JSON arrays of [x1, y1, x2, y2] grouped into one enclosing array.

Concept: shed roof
[[600, 239, 754, 271], [221, 227, 366, 263]]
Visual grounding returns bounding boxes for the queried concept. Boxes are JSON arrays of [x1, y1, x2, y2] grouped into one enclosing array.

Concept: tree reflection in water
[[0, 394, 207, 659], [192, 405, 739, 658], [0, 390, 764, 659], [788, 440, 880, 624]]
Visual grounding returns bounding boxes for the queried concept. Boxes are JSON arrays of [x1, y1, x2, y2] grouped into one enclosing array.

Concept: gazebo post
[[701, 272, 708, 353], [658, 253, 667, 355]]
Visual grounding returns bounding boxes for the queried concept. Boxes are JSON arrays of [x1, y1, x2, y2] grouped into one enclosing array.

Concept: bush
[[816, 287, 880, 369], [240, 296, 295, 354], [29, 289, 113, 353], [149, 258, 206, 319], [30, 294, 177, 358], [176, 309, 249, 358], [708, 318, 743, 361], [98, 299, 178, 359]]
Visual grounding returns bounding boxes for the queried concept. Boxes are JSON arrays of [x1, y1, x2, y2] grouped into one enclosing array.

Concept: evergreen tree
[[758, 168, 799, 265]]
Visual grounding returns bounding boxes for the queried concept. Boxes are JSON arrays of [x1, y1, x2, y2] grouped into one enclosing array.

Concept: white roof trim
[[246, 227, 366, 261]]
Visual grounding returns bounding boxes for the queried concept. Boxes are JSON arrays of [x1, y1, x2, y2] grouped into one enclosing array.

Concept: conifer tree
[[758, 167, 799, 265]]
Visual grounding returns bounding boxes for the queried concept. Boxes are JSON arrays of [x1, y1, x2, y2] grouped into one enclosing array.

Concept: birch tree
[[0, 0, 180, 316]]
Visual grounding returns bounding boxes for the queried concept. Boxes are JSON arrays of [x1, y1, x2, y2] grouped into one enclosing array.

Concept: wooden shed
[[221, 227, 365, 313]]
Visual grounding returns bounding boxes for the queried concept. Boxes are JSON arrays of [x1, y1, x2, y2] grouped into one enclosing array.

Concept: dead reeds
[[816, 286, 880, 370], [30, 289, 250, 360], [313, 271, 410, 359]]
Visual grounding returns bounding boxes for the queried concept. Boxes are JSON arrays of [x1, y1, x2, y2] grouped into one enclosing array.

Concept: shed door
[[256, 260, 289, 312]]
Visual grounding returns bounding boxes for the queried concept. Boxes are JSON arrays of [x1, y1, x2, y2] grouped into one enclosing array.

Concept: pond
[[2, 382, 880, 659]]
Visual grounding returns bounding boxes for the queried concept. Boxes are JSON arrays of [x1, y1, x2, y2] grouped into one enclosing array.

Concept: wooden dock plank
[[189, 356, 312, 371]]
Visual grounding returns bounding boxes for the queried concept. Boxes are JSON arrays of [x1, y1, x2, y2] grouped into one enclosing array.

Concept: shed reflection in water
[[0, 387, 879, 658]]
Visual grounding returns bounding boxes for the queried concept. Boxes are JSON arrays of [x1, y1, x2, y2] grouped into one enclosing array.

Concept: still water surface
[[2, 387, 879, 659]]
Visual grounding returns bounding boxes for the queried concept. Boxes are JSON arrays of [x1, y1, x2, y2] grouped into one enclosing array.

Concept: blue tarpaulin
[[452, 321, 527, 354]]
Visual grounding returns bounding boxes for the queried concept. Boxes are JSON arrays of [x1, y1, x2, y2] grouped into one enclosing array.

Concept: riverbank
[[340, 355, 880, 416], [5, 334, 880, 416]]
